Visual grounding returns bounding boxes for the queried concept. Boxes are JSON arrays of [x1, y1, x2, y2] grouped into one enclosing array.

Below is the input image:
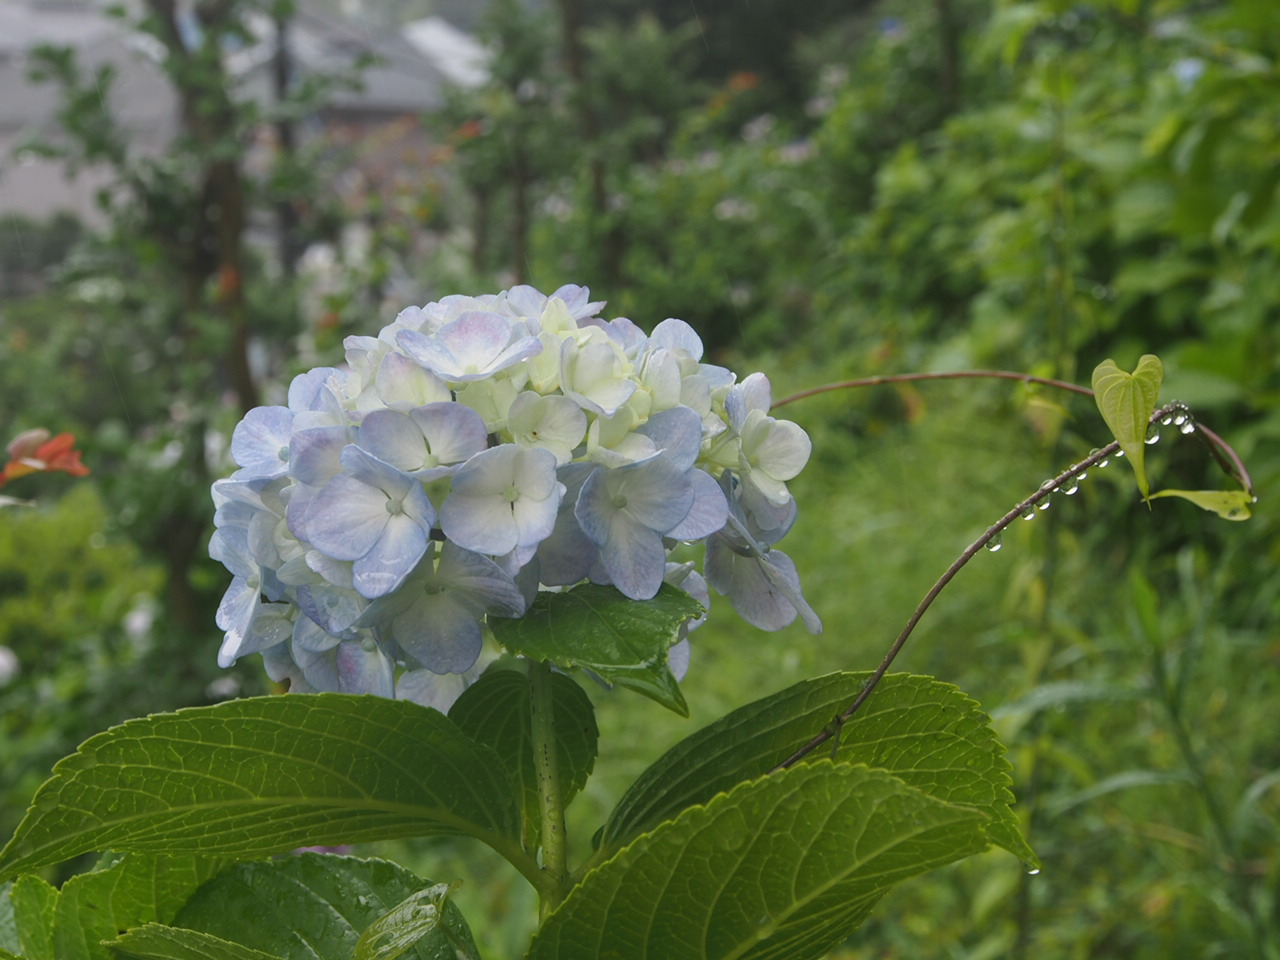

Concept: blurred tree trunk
[[935, 0, 962, 114], [146, 0, 259, 636], [555, 0, 624, 289], [148, 0, 258, 415], [273, 6, 301, 279], [511, 145, 531, 283]]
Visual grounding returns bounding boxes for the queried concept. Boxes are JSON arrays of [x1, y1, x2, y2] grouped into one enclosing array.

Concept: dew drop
[[1145, 425, 1161, 445], [1114, 448, 1126, 457], [1026, 867, 1041, 877], [1179, 420, 1196, 435], [985, 534, 1003, 552], [1096, 457, 1109, 468], [1037, 499, 1051, 511], [1160, 414, 1175, 426], [1062, 481, 1079, 496], [1021, 507, 1037, 521]]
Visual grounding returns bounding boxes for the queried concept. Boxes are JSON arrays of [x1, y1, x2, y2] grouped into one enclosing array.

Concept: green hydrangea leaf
[[0, 695, 526, 883], [490, 583, 702, 716], [0, 882, 18, 957], [9, 875, 57, 960], [107, 923, 279, 960], [1091, 355, 1163, 498], [1149, 488, 1253, 520], [158, 855, 480, 960], [600, 672, 1034, 868], [50, 855, 224, 960], [449, 664, 598, 849], [350, 882, 462, 960], [530, 762, 989, 960]]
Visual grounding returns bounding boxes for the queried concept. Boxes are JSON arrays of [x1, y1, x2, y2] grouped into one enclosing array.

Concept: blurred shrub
[[0, 486, 162, 838]]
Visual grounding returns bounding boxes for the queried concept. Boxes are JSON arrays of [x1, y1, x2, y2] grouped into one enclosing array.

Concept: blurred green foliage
[[1, 0, 1276, 954], [0, 487, 162, 842]]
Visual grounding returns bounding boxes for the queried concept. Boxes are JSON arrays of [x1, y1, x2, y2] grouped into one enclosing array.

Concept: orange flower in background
[[0, 429, 91, 488]]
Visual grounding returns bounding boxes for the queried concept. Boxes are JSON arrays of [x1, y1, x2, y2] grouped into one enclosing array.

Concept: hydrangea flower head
[[210, 285, 818, 710]]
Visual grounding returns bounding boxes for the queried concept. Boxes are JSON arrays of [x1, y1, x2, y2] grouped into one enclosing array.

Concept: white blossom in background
[[210, 284, 820, 711]]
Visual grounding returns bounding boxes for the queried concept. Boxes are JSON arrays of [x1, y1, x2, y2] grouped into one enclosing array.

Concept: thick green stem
[[529, 657, 569, 918]]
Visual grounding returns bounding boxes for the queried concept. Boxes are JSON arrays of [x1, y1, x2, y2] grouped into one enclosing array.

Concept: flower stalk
[[529, 656, 570, 917]]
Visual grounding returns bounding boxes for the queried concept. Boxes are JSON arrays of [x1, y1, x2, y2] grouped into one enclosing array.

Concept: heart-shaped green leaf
[[0, 695, 527, 883], [1091, 355, 1163, 498], [1149, 488, 1253, 520], [490, 584, 702, 716], [449, 664, 598, 849], [530, 762, 990, 960], [600, 672, 1033, 867]]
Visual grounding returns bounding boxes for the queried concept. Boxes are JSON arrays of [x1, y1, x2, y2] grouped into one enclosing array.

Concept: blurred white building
[[0, 0, 488, 227]]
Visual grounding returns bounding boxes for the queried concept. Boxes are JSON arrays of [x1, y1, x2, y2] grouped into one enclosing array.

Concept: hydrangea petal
[[353, 511, 430, 598], [664, 468, 729, 540], [231, 406, 293, 479]]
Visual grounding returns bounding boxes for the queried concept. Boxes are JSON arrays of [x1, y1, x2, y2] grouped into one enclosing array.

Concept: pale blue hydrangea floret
[[209, 285, 820, 710]]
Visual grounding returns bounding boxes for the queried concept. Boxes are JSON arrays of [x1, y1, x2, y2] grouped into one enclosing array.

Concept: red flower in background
[[0, 429, 91, 489]]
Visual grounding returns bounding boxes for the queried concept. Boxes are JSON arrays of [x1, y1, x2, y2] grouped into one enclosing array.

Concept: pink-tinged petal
[[290, 426, 348, 485], [398, 311, 541, 382], [334, 640, 396, 696], [408, 403, 489, 465], [358, 409, 429, 472], [376, 350, 450, 408]]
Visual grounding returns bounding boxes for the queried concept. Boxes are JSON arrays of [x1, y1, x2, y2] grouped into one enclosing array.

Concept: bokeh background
[[1, 0, 1276, 956]]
